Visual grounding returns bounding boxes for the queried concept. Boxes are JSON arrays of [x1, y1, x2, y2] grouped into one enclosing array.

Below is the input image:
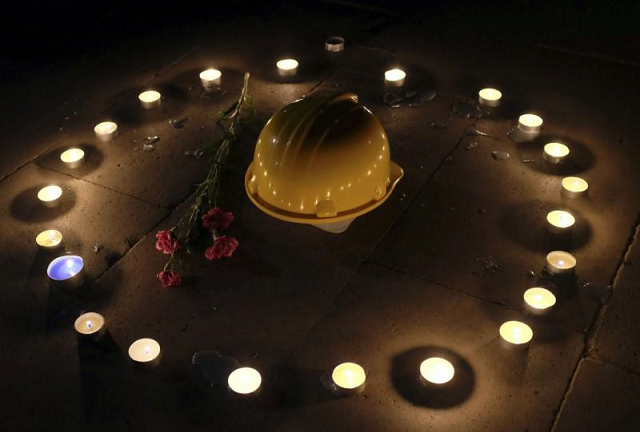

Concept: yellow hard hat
[[245, 91, 404, 224]]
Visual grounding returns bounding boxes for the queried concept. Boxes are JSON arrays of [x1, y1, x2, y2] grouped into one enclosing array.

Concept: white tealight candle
[[228, 367, 262, 395], [277, 59, 299, 77], [331, 362, 366, 396], [547, 210, 575, 233], [47, 255, 85, 290], [94, 121, 118, 142], [478, 88, 502, 107], [499, 320, 533, 349], [384, 68, 406, 87], [523, 287, 556, 315], [38, 185, 63, 208], [420, 357, 455, 385], [138, 90, 162, 109], [544, 143, 570, 164], [60, 148, 85, 169], [74, 312, 106, 341], [200, 68, 222, 89], [128, 338, 161, 367], [561, 176, 588, 198], [36, 229, 63, 250], [518, 114, 543, 133], [546, 250, 577, 275]]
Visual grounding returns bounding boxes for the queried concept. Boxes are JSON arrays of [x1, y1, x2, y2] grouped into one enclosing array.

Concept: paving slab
[[554, 359, 640, 432], [233, 263, 584, 432]]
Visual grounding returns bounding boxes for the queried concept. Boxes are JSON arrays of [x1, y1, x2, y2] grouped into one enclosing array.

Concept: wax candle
[[523, 287, 556, 315], [478, 88, 502, 107], [138, 90, 162, 109], [384, 69, 406, 87], [277, 59, 299, 77], [47, 255, 85, 290], [36, 229, 62, 250], [228, 367, 262, 395], [419, 357, 455, 385], [561, 176, 588, 198], [544, 143, 570, 164], [518, 114, 543, 133], [128, 338, 161, 367], [331, 362, 366, 396], [94, 121, 118, 142], [547, 210, 575, 233], [74, 312, 106, 341], [325, 36, 345, 52], [499, 320, 533, 349], [546, 250, 577, 275], [200, 68, 222, 89], [38, 185, 62, 208], [60, 148, 85, 168]]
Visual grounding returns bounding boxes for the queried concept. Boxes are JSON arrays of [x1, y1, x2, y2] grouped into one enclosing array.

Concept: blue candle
[[47, 255, 84, 289]]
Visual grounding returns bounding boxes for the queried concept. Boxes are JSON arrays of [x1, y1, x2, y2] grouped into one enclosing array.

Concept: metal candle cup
[[420, 357, 455, 386], [499, 320, 533, 350], [38, 185, 63, 208], [47, 255, 85, 290], [60, 148, 85, 168], [561, 176, 588, 198], [544, 143, 570, 164], [128, 338, 162, 368], [546, 210, 575, 234], [228, 367, 262, 396], [331, 362, 366, 396], [325, 36, 345, 52], [523, 287, 556, 315], [200, 68, 221, 89], [546, 250, 577, 275], [94, 121, 118, 142], [36, 229, 63, 251], [74, 312, 106, 341], [518, 114, 543, 133], [478, 88, 502, 107], [384, 69, 406, 87], [277, 59, 299, 77], [138, 90, 162, 109]]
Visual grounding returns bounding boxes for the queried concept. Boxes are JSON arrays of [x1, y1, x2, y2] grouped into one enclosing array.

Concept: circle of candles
[[546, 250, 577, 275], [200, 68, 221, 89], [325, 36, 345, 52], [544, 142, 570, 164], [277, 59, 299, 77], [547, 210, 575, 233], [419, 357, 455, 385], [38, 185, 62, 208], [331, 362, 366, 396], [138, 90, 162, 109], [228, 367, 262, 395], [36, 229, 63, 250], [128, 338, 162, 367], [60, 148, 85, 169], [518, 114, 543, 133], [47, 255, 85, 290], [94, 121, 118, 142], [499, 320, 533, 349], [478, 88, 502, 107], [74, 312, 106, 341], [523, 287, 556, 315], [384, 68, 406, 87], [561, 176, 588, 198]]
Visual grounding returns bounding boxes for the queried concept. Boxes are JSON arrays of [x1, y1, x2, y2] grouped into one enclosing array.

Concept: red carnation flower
[[157, 270, 181, 287], [205, 236, 239, 260], [155, 230, 179, 255], [202, 207, 234, 232]]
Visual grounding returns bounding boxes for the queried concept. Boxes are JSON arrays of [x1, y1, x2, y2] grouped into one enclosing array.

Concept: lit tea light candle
[[38, 185, 62, 208], [277, 59, 299, 77], [60, 148, 85, 168], [561, 176, 588, 198], [523, 287, 556, 315], [200, 68, 222, 89], [478, 88, 502, 107], [420, 357, 455, 385], [228, 367, 262, 395], [47, 255, 85, 290], [546, 250, 577, 275], [499, 320, 533, 349], [138, 90, 162, 109], [518, 114, 543, 133], [547, 210, 575, 233], [384, 68, 406, 87], [332, 362, 366, 396], [94, 121, 118, 142], [36, 229, 63, 250], [544, 142, 570, 164], [129, 338, 161, 367], [74, 312, 106, 341], [325, 36, 345, 52]]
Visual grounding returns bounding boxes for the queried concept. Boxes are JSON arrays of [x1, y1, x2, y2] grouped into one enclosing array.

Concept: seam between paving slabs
[[549, 213, 640, 431]]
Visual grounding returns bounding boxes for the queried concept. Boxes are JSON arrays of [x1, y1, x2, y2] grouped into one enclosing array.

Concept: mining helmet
[[245, 91, 403, 226]]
